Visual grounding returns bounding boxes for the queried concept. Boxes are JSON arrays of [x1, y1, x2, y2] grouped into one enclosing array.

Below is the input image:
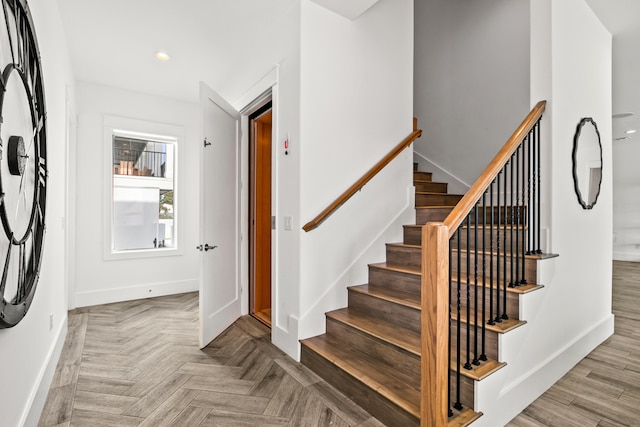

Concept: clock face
[[0, 0, 47, 328]]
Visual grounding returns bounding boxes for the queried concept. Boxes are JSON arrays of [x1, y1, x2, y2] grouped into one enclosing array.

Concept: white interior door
[[199, 82, 241, 348]]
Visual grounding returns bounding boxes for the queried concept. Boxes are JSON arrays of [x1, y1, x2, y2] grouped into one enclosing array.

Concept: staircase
[[300, 164, 547, 426]]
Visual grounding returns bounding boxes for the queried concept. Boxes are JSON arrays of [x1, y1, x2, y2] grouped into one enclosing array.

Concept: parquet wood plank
[[37, 384, 75, 427], [199, 409, 289, 426], [122, 373, 191, 417], [287, 387, 351, 427], [137, 388, 200, 427], [262, 374, 304, 418], [170, 405, 211, 426], [189, 390, 271, 414], [72, 390, 139, 415], [68, 408, 144, 426], [75, 375, 135, 395]]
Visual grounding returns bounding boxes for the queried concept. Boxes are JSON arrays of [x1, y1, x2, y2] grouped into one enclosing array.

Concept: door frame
[[236, 68, 279, 329], [248, 101, 273, 326]]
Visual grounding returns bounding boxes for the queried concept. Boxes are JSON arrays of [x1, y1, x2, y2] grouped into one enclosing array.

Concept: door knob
[[196, 244, 218, 252]]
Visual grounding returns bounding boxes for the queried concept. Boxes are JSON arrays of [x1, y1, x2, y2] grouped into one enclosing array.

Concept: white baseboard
[[475, 313, 614, 427], [75, 279, 199, 308], [613, 252, 640, 262], [22, 316, 68, 427], [272, 316, 300, 361]]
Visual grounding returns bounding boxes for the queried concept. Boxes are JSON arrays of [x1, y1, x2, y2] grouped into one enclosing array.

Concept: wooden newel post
[[421, 222, 450, 427]]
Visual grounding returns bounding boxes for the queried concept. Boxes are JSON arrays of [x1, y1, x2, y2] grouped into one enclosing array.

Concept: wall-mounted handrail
[[443, 101, 546, 237], [302, 119, 422, 232]]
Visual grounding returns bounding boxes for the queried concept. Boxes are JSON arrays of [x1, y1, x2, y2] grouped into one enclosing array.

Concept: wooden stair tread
[[349, 283, 420, 310], [452, 247, 551, 260], [369, 262, 420, 276], [459, 224, 528, 230], [415, 191, 464, 197], [450, 358, 506, 381], [386, 242, 420, 249], [452, 278, 544, 295], [451, 311, 526, 334], [300, 334, 421, 417], [449, 408, 483, 427], [327, 308, 420, 355], [413, 179, 446, 184]]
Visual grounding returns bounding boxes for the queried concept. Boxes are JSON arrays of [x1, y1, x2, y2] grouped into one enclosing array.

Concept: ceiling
[[55, 0, 297, 103], [585, 0, 640, 188], [585, 0, 640, 143], [55, 0, 638, 138]]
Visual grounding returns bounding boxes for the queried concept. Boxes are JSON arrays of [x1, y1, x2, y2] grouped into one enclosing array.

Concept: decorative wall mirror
[[572, 117, 602, 209]]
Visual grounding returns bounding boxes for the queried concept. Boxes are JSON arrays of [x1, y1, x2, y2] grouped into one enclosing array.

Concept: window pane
[[112, 134, 176, 251]]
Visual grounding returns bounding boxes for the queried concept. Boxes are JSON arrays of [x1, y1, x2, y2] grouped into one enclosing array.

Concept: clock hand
[[14, 121, 40, 222]]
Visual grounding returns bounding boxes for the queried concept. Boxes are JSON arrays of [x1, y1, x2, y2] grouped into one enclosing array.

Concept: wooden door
[[249, 104, 272, 326]]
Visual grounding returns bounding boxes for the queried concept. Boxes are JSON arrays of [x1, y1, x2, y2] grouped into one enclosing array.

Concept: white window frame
[[103, 115, 184, 260]]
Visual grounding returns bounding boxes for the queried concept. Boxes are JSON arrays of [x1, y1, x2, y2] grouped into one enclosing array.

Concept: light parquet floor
[[38, 293, 384, 427], [40, 260, 640, 426], [507, 261, 640, 427]]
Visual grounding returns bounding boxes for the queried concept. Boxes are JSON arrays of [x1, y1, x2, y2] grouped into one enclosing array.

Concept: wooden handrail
[[302, 119, 422, 232], [443, 101, 546, 236]]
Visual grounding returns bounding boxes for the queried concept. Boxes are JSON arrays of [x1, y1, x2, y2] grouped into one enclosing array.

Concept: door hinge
[[271, 216, 276, 230], [204, 138, 212, 147]]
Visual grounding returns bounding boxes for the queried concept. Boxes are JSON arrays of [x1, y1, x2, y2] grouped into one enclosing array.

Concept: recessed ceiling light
[[625, 129, 637, 134], [613, 112, 635, 119], [615, 136, 631, 141], [155, 51, 170, 61]]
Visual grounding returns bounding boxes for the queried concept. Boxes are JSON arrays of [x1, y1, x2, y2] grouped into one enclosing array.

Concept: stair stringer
[[465, 256, 615, 426], [295, 183, 415, 354]]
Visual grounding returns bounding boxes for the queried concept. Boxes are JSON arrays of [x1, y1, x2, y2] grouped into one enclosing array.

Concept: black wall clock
[[0, 0, 47, 328]]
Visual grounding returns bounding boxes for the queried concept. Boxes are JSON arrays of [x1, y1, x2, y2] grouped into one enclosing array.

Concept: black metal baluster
[[473, 205, 479, 366], [521, 140, 527, 285], [448, 240, 453, 417], [536, 120, 542, 254], [531, 124, 537, 255], [510, 153, 515, 288], [465, 215, 472, 370], [489, 180, 495, 326], [480, 193, 487, 361], [526, 130, 532, 255], [502, 162, 509, 320], [455, 228, 463, 410], [496, 170, 502, 324], [515, 147, 521, 286]]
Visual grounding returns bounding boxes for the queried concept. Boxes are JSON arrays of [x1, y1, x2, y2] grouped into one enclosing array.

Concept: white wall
[[0, 0, 75, 425], [413, 0, 530, 186], [613, 141, 640, 259], [73, 82, 200, 306], [290, 0, 415, 358], [473, 1, 614, 425]]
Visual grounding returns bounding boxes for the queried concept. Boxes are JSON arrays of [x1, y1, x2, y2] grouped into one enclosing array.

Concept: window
[[103, 116, 182, 259]]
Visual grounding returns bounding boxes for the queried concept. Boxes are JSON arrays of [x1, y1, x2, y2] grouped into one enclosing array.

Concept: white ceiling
[[585, 0, 640, 141], [585, 0, 640, 187], [55, 0, 297, 103], [55, 0, 638, 140]]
